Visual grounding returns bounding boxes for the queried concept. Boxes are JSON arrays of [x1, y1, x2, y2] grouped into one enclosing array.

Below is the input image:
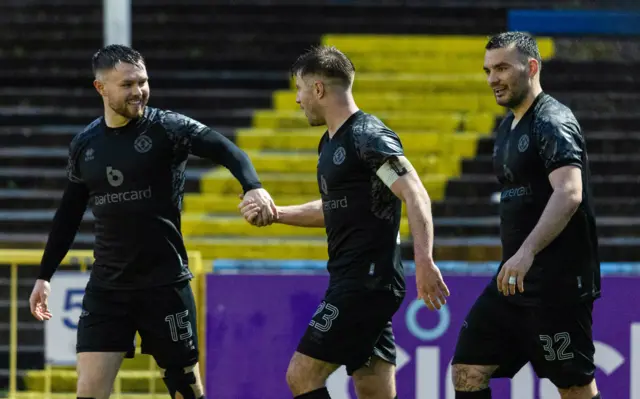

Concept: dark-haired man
[[451, 32, 602, 399], [28, 44, 276, 399], [240, 45, 450, 399]]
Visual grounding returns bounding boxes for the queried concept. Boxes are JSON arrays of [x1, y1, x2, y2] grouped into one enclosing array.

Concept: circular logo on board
[[333, 147, 346, 165], [134, 135, 153, 153], [518, 134, 529, 153]]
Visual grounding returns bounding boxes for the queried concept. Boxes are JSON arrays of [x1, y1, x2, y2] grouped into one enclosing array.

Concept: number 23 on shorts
[[310, 301, 340, 333]]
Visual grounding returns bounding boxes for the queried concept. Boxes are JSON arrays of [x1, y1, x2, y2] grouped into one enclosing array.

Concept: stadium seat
[[272, 91, 503, 113], [251, 110, 496, 133], [199, 169, 450, 198], [320, 34, 555, 58], [181, 34, 526, 261]]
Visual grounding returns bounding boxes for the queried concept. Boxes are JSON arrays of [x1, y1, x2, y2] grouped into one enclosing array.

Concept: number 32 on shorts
[[310, 301, 340, 333], [539, 332, 574, 361]]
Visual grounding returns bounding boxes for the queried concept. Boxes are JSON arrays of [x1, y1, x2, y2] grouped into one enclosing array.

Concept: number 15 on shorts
[[310, 301, 339, 333], [165, 310, 193, 342]]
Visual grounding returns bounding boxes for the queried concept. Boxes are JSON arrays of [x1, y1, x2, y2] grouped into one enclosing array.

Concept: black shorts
[[452, 283, 596, 389], [296, 285, 404, 376], [76, 279, 199, 369]]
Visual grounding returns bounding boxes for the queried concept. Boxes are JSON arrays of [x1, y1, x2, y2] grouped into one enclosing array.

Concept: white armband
[[376, 156, 414, 188]]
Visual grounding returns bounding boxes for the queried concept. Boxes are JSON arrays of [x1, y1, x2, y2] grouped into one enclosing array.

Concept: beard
[[496, 72, 531, 109], [304, 106, 325, 127], [109, 97, 147, 119], [307, 115, 325, 126], [500, 85, 529, 109]]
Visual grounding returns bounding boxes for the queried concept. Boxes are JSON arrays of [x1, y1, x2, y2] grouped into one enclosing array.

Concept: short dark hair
[[485, 32, 542, 63], [291, 45, 355, 87], [92, 44, 145, 77]]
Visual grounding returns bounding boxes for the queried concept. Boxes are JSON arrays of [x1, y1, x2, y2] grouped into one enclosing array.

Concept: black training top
[[492, 93, 601, 306], [38, 107, 262, 289], [317, 110, 406, 295]]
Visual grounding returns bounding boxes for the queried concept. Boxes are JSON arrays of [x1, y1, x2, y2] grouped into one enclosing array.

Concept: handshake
[[238, 188, 278, 227]]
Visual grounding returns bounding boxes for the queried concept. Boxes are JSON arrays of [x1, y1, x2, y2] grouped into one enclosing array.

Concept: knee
[[285, 360, 305, 394], [353, 382, 379, 399], [162, 364, 204, 399], [451, 364, 497, 391], [77, 378, 108, 398], [352, 360, 395, 399], [286, 358, 324, 395], [76, 367, 111, 398], [558, 380, 598, 399]]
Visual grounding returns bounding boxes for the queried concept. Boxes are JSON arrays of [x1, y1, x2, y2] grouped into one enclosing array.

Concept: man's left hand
[[497, 247, 534, 296]]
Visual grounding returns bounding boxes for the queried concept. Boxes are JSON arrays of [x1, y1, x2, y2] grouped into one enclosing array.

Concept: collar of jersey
[[102, 109, 147, 134], [328, 110, 363, 140]]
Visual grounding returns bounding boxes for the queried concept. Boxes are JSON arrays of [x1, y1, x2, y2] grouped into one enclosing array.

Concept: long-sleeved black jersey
[[39, 107, 262, 289]]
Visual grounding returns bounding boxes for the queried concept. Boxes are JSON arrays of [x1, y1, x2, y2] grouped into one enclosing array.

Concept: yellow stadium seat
[[272, 91, 502, 114], [199, 170, 449, 201], [452, 133, 488, 159], [236, 128, 443, 153], [235, 128, 490, 158], [182, 195, 428, 221], [321, 34, 555, 59], [185, 237, 329, 260], [185, 34, 551, 260], [346, 55, 484, 74], [252, 110, 495, 134], [24, 370, 166, 394], [24, 355, 166, 393], [323, 34, 495, 55], [291, 73, 491, 93], [244, 151, 319, 173], [235, 128, 323, 152], [230, 145, 461, 177], [181, 215, 413, 239], [183, 194, 318, 214]]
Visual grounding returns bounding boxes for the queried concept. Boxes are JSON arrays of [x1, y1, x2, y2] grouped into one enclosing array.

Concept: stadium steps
[[0, 167, 203, 192], [182, 194, 640, 219], [464, 154, 640, 175], [181, 33, 549, 258], [22, 355, 168, 394], [0, 88, 273, 111], [0, 126, 237, 148], [0, 107, 258, 128], [3, 210, 640, 248]]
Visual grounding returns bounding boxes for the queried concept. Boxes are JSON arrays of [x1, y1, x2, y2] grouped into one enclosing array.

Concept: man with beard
[[450, 32, 602, 399], [240, 45, 450, 399], [28, 44, 276, 399]]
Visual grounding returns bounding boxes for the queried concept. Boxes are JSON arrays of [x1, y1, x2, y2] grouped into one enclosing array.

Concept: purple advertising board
[[206, 274, 640, 398]]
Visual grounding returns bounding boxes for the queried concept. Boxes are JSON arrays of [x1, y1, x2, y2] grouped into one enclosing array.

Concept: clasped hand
[[238, 188, 278, 227]]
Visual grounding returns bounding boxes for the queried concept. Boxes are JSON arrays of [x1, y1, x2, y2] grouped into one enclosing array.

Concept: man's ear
[[93, 79, 105, 97], [528, 58, 540, 78], [313, 80, 325, 99]]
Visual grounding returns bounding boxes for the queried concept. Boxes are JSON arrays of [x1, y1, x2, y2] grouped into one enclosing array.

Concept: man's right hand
[[415, 257, 450, 311], [238, 190, 278, 227], [29, 279, 53, 321]]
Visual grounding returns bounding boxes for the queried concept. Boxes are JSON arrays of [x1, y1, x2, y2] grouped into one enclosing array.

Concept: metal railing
[[3, 249, 206, 399]]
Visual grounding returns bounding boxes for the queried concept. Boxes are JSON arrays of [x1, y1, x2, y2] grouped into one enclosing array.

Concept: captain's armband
[[376, 156, 414, 188]]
